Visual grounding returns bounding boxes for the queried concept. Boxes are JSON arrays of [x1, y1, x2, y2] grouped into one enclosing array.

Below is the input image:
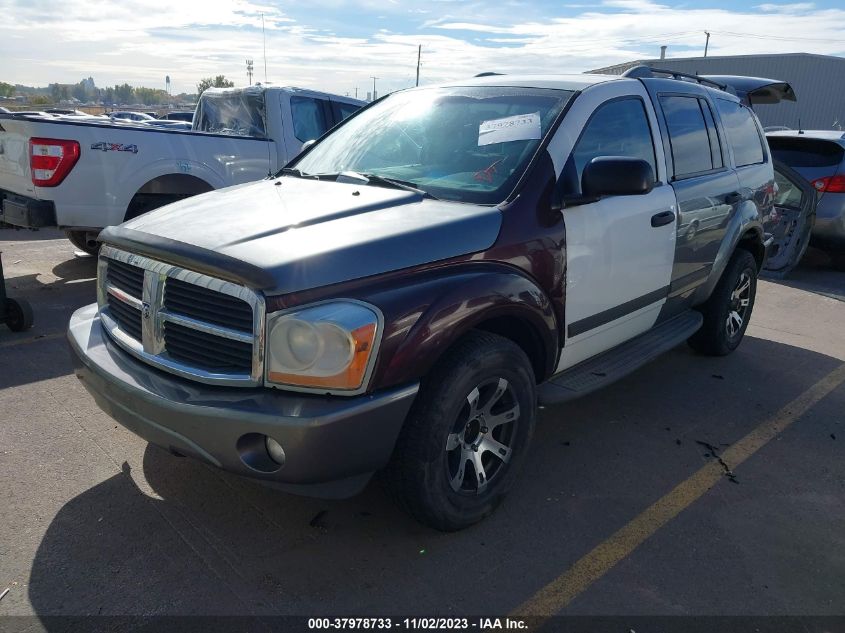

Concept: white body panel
[[0, 87, 364, 231], [546, 81, 677, 372]]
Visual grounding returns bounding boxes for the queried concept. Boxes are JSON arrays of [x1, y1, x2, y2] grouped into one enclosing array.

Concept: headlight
[[265, 301, 381, 393]]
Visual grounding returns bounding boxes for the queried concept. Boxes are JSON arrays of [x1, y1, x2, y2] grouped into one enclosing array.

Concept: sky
[[1, 0, 845, 97]]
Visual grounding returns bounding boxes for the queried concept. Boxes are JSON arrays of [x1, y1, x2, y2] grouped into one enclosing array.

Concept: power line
[[710, 30, 845, 43]]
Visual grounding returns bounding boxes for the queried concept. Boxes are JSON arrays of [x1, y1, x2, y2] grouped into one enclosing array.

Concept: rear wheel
[[383, 331, 537, 531], [5, 298, 33, 332], [64, 230, 100, 256], [688, 249, 758, 356]]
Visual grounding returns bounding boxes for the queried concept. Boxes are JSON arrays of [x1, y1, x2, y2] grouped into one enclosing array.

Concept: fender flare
[[359, 264, 560, 389], [693, 200, 765, 304]]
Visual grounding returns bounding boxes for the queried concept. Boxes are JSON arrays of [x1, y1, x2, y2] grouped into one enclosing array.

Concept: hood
[[103, 177, 502, 295]]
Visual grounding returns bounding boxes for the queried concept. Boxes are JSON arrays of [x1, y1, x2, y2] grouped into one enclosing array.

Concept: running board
[[538, 311, 703, 405]]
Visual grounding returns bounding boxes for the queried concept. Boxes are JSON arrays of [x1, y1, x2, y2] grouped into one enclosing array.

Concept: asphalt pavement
[[1, 227, 843, 626]]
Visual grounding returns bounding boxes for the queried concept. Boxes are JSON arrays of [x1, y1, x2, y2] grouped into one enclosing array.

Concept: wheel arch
[[472, 314, 549, 383], [124, 173, 215, 221], [367, 265, 560, 390], [692, 207, 765, 305], [134, 173, 215, 197], [736, 228, 766, 271]]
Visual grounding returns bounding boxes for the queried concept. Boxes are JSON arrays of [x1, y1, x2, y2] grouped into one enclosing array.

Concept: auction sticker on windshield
[[478, 112, 541, 146]]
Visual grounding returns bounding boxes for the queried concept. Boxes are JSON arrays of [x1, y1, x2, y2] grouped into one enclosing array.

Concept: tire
[[5, 298, 34, 332], [688, 249, 758, 356], [382, 330, 537, 531], [65, 230, 100, 256]]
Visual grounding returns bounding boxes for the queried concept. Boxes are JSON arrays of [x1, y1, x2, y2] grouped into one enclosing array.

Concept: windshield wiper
[[277, 167, 318, 179], [329, 171, 438, 200]]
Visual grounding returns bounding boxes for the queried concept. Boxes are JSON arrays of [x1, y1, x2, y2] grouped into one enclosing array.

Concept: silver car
[[767, 131, 845, 268]]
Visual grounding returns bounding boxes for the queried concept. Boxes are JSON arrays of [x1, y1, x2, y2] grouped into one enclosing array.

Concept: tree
[[196, 75, 234, 96], [49, 83, 69, 102], [101, 86, 115, 105], [114, 83, 134, 105], [0, 82, 14, 98]]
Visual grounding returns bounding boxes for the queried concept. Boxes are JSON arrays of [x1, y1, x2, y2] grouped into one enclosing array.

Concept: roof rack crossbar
[[622, 65, 728, 91]]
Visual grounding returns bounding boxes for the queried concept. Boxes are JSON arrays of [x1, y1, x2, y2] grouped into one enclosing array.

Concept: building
[[590, 53, 845, 131]]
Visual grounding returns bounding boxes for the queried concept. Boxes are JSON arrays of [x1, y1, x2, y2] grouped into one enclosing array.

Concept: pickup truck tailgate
[[0, 117, 35, 198]]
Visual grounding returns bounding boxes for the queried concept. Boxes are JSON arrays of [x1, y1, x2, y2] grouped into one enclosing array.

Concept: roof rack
[[622, 65, 729, 91]]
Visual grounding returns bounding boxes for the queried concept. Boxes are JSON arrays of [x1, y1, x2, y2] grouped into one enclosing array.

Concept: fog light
[[265, 437, 286, 465]]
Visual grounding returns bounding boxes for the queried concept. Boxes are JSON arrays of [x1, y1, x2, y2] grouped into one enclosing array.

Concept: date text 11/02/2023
[[307, 617, 528, 630]]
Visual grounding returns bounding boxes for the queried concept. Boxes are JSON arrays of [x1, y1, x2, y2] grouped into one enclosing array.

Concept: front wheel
[[383, 331, 537, 531], [5, 298, 34, 332], [688, 249, 758, 356]]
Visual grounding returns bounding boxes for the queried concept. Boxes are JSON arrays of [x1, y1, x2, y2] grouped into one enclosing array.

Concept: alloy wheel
[[726, 271, 752, 339], [445, 377, 520, 495]]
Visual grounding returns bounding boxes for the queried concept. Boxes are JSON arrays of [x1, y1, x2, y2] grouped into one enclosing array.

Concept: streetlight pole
[[416, 45, 421, 87], [704, 31, 710, 57]]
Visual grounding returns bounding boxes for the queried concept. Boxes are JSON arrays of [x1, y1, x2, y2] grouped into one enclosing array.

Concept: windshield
[[291, 86, 573, 204], [193, 91, 266, 138]]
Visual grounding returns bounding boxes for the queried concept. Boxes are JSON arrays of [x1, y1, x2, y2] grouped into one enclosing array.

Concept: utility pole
[[704, 31, 710, 57], [416, 45, 421, 87], [262, 13, 268, 82], [354, 86, 358, 99], [370, 76, 379, 101]]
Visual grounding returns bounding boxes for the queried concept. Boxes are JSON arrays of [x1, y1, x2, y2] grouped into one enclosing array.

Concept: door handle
[[651, 210, 676, 227], [725, 191, 744, 205]]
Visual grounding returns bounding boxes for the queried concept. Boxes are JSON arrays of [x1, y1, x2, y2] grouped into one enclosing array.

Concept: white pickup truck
[[0, 85, 364, 253]]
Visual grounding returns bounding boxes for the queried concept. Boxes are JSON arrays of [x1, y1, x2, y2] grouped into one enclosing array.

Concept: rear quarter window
[[767, 137, 845, 168], [715, 99, 766, 168], [291, 96, 330, 142], [659, 95, 714, 177]]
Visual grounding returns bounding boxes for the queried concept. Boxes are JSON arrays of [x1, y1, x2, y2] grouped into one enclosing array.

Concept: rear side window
[[659, 95, 713, 177], [700, 101, 723, 169], [767, 137, 845, 168], [335, 102, 361, 122], [565, 97, 656, 194], [715, 99, 765, 167], [291, 96, 330, 142]]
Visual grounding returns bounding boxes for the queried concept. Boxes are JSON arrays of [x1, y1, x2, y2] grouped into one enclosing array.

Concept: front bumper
[[1, 191, 56, 228], [68, 303, 419, 498]]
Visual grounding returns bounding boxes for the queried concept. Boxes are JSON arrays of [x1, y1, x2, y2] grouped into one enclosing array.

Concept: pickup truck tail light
[[30, 138, 81, 187], [811, 174, 845, 194]]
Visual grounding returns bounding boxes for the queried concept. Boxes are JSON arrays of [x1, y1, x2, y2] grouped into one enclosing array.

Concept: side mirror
[[582, 157, 655, 198], [301, 139, 317, 153]]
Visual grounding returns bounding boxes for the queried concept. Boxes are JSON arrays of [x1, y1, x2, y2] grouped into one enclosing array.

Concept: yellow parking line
[[514, 362, 845, 618], [0, 331, 65, 349]]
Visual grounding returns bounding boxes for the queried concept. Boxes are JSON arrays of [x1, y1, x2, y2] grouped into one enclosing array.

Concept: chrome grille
[[164, 277, 253, 333], [164, 321, 253, 372], [106, 259, 144, 297], [96, 245, 265, 386], [106, 294, 143, 341]]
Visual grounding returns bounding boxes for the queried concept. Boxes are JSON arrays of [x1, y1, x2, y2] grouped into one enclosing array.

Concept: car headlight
[[265, 301, 381, 393]]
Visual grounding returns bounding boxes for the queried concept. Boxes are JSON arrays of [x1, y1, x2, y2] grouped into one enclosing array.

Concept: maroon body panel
[[266, 152, 566, 390]]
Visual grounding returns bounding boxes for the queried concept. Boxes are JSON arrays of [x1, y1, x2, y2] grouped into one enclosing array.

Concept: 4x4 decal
[[91, 142, 138, 154]]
